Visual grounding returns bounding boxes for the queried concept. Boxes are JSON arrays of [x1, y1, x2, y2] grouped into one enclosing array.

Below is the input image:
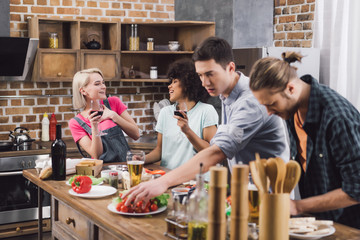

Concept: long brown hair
[[249, 51, 303, 92]]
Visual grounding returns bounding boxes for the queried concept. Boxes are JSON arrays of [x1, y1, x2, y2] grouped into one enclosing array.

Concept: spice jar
[[109, 171, 119, 189], [49, 32, 58, 49], [147, 38, 154, 51], [150, 66, 158, 79], [129, 24, 139, 51]]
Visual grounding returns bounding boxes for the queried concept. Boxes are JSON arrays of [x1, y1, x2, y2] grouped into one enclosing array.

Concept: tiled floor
[[7, 232, 52, 240]]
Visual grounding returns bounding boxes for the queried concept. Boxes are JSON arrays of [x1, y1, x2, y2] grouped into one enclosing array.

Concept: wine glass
[[90, 99, 107, 136], [174, 102, 187, 118], [174, 102, 187, 138]]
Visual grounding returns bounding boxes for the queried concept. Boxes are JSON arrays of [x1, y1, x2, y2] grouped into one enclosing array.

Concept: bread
[[39, 166, 53, 179], [77, 160, 96, 167], [289, 217, 333, 235]]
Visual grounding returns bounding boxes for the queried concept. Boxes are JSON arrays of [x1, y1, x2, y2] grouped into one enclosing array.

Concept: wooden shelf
[[121, 78, 169, 83], [121, 50, 194, 54]]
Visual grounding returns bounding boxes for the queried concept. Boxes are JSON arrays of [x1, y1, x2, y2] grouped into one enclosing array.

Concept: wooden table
[[23, 167, 360, 240], [23, 164, 170, 240]]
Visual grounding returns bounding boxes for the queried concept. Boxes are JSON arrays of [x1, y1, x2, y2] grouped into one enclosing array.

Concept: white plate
[[107, 203, 167, 216], [290, 226, 335, 239], [68, 186, 117, 198], [66, 180, 103, 186]]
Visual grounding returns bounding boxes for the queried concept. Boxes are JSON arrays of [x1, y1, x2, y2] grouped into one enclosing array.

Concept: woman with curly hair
[[145, 58, 219, 170]]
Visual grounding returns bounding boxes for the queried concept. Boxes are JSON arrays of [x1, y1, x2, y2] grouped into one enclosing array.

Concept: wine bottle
[[51, 124, 66, 180]]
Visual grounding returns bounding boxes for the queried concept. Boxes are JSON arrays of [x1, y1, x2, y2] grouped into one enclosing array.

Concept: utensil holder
[[259, 193, 289, 240]]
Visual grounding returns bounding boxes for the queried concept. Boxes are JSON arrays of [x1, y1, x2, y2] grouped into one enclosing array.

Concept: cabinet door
[[81, 50, 120, 81], [36, 49, 80, 82]]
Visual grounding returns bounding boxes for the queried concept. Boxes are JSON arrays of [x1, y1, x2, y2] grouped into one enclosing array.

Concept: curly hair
[[167, 58, 210, 103]]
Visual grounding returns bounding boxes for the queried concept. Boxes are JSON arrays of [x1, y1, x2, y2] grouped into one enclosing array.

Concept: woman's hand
[[174, 111, 191, 134], [101, 104, 116, 121], [88, 109, 101, 129]]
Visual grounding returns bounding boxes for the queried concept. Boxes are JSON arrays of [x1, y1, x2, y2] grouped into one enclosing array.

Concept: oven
[[0, 152, 51, 238]]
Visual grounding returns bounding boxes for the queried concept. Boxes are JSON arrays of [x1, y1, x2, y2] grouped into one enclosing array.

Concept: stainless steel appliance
[[0, 151, 51, 238]]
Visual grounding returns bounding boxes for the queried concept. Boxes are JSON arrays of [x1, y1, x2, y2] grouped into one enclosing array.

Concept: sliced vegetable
[[71, 175, 92, 194]]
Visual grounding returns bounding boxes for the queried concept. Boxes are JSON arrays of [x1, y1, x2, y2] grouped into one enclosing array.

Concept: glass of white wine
[[90, 99, 107, 136]]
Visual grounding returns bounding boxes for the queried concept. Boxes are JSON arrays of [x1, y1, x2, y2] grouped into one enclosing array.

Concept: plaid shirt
[[287, 75, 360, 229]]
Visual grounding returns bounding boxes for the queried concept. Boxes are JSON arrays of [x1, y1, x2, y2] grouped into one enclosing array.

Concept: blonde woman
[[69, 68, 139, 162]]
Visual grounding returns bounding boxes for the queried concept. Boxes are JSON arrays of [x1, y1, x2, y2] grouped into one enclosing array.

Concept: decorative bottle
[[187, 163, 208, 240], [41, 112, 49, 141], [51, 124, 66, 180], [49, 113, 57, 141]]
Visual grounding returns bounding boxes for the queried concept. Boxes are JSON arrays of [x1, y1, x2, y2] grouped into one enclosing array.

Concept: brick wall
[[273, 0, 315, 47], [0, 0, 316, 141], [0, 0, 173, 141]]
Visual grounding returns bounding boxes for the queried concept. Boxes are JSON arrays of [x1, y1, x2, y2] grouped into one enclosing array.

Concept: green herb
[[153, 193, 170, 207]]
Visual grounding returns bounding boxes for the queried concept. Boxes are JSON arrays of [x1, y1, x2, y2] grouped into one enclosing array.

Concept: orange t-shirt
[[294, 112, 307, 172]]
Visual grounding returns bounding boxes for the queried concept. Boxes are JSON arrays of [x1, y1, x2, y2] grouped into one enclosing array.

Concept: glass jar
[[150, 66, 158, 79], [147, 38, 154, 51], [129, 24, 139, 51], [109, 171, 118, 189], [49, 32, 58, 49]]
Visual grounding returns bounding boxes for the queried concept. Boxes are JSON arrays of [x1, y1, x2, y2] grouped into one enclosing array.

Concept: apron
[[74, 99, 130, 163]]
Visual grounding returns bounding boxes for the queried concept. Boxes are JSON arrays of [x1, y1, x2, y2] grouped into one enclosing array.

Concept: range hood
[[0, 37, 38, 81]]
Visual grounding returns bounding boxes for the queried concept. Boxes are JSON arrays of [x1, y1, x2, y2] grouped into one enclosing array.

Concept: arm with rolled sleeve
[[291, 118, 360, 215]]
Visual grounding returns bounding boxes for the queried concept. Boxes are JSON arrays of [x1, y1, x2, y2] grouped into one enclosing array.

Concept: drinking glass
[[90, 99, 107, 136], [174, 102, 187, 118], [126, 150, 145, 187], [248, 173, 260, 224]]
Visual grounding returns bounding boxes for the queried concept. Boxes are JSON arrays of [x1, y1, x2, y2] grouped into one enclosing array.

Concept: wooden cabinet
[[52, 197, 96, 240], [28, 17, 120, 82], [28, 17, 215, 82]]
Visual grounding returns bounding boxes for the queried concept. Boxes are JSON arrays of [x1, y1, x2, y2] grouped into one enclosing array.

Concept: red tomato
[[127, 206, 134, 213], [135, 207, 142, 213], [143, 207, 150, 213], [116, 202, 122, 212], [120, 205, 128, 213], [150, 204, 158, 211], [136, 201, 143, 208]]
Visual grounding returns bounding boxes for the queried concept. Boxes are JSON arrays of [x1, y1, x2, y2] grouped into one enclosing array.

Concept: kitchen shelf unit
[[28, 18, 215, 82], [120, 21, 214, 82], [28, 17, 120, 82]]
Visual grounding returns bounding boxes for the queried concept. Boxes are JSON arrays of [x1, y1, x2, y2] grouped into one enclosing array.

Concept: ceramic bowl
[[168, 41, 180, 51]]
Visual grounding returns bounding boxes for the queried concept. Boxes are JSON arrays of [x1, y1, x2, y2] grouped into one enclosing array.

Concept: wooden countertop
[[23, 168, 360, 240], [0, 134, 157, 158], [23, 164, 169, 240]]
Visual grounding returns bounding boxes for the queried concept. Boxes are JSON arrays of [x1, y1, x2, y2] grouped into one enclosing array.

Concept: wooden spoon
[[255, 153, 267, 193], [283, 160, 301, 193], [265, 158, 277, 193], [274, 157, 286, 193], [249, 161, 265, 198]]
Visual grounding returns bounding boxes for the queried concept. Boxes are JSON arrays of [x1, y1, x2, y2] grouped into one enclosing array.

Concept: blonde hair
[[72, 68, 104, 110], [249, 51, 303, 92]]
